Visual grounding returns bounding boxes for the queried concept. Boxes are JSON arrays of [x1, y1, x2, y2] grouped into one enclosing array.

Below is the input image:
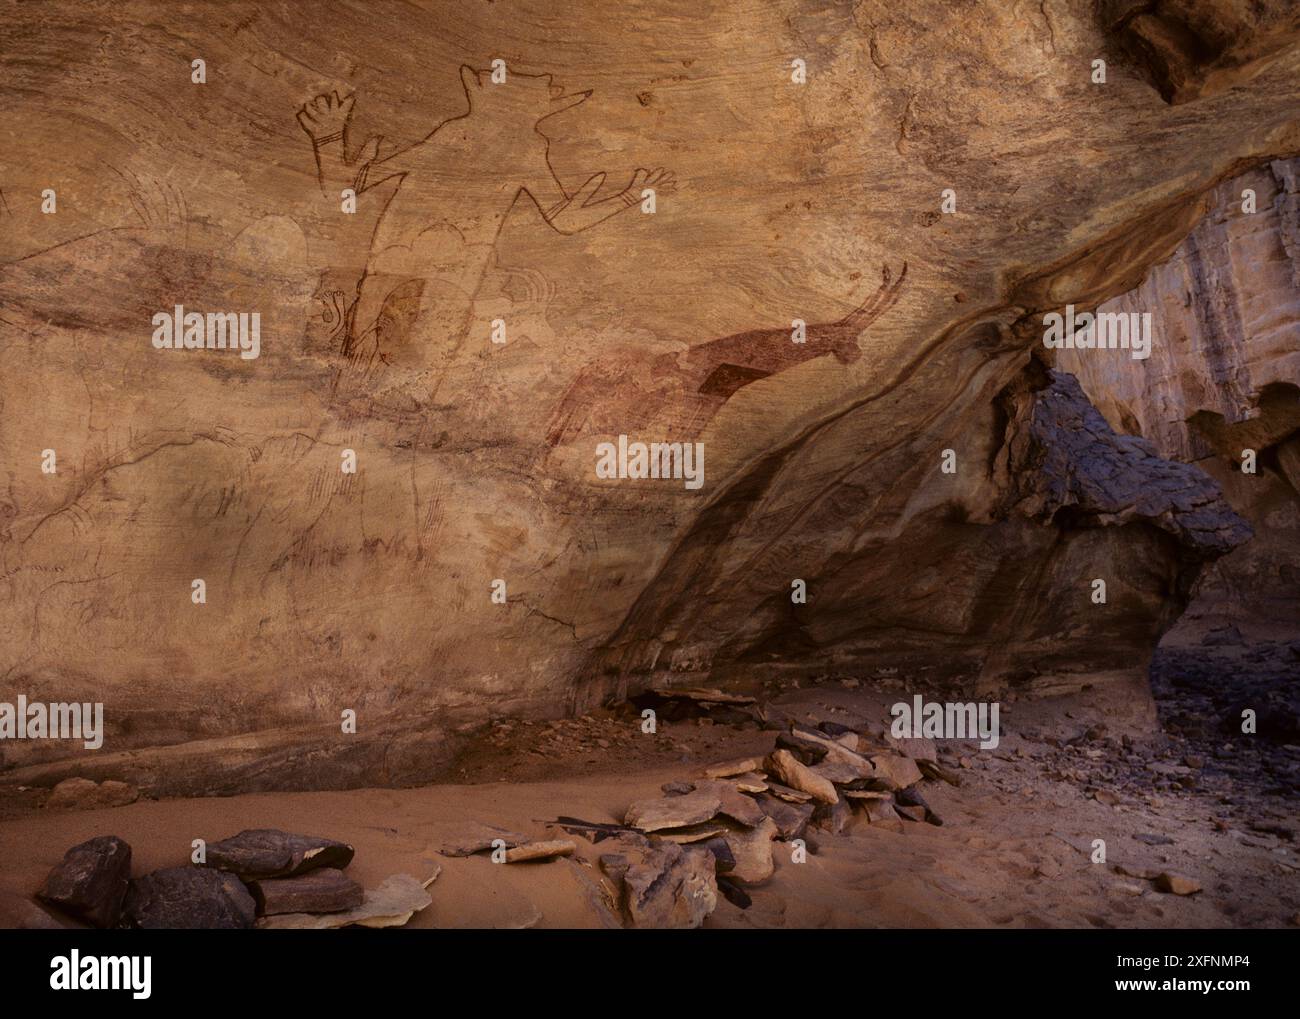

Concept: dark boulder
[[204, 828, 354, 879], [37, 835, 132, 928], [124, 867, 256, 929]]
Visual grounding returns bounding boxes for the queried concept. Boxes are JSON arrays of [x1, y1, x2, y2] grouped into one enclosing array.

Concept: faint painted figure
[[297, 67, 675, 387]]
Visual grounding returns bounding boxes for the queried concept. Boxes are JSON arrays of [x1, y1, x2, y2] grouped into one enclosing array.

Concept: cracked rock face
[[0, 1, 1296, 793]]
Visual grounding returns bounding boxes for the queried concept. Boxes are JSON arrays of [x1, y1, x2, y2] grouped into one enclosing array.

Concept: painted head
[[459, 65, 591, 126], [829, 325, 864, 365]]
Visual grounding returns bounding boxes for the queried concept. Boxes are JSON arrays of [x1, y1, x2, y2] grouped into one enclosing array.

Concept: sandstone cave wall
[[0, 1, 1297, 792]]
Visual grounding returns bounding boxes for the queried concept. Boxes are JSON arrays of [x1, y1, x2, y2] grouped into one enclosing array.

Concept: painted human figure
[[298, 67, 675, 383]]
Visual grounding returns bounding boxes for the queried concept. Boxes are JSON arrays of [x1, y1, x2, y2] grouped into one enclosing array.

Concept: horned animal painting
[[546, 262, 908, 445], [297, 66, 675, 385]]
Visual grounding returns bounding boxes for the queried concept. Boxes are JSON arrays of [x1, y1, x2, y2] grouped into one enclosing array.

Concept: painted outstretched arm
[[296, 91, 383, 197], [531, 167, 676, 235]]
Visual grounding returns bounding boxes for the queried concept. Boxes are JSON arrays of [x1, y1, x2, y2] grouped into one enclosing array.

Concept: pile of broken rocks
[[33, 716, 955, 930], [449, 717, 953, 927], [610, 719, 948, 921], [36, 828, 436, 929]]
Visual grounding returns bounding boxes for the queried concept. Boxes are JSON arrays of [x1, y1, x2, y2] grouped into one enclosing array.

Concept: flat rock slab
[[811, 759, 869, 786], [703, 757, 765, 779], [625, 788, 722, 831], [765, 749, 838, 804], [260, 871, 437, 929], [869, 754, 924, 791], [437, 822, 528, 857], [505, 840, 576, 863], [764, 780, 814, 804], [791, 727, 875, 777], [731, 772, 769, 793], [37, 835, 132, 928], [652, 823, 730, 845], [248, 867, 364, 916], [125, 867, 256, 929], [695, 779, 765, 827], [204, 828, 354, 879]]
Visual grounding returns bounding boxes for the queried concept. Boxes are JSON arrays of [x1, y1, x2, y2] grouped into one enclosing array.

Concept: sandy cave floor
[[2, 657, 1297, 930]]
